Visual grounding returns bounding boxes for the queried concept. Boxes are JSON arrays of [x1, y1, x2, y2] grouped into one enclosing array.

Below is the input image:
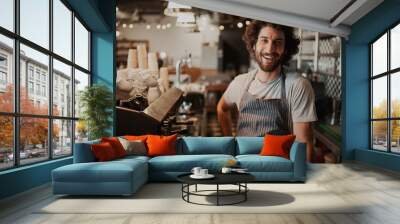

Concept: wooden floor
[[1, 162, 400, 224]]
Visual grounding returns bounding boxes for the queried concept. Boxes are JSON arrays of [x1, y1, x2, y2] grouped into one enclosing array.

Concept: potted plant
[[79, 84, 113, 140]]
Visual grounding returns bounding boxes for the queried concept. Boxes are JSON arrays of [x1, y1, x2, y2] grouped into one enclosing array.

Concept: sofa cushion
[[114, 155, 150, 163], [91, 142, 118, 161], [124, 135, 148, 141], [148, 154, 235, 172], [101, 137, 127, 158], [118, 137, 147, 156], [53, 158, 147, 183], [236, 155, 293, 172], [178, 137, 235, 155], [235, 137, 263, 155], [260, 134, 296, 159], [147, 134, 177, 157]]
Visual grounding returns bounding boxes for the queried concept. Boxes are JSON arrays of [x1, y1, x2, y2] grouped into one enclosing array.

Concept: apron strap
[[280, 71, 292, 133]]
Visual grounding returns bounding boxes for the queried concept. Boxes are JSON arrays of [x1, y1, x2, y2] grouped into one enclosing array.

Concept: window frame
[[370, 20, 400, 154], [0, 0, 92, 171]]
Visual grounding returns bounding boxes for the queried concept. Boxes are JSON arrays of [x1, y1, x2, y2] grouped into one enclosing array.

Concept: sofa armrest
[[73, 140, 100, 163], [289, 141, 306, 181]]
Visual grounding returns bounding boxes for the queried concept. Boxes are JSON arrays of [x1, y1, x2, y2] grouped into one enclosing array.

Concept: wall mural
[[115, 0, 342, 163]]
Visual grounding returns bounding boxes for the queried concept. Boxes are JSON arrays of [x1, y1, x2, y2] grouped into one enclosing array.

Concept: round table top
[[177, 172, 255, 185]]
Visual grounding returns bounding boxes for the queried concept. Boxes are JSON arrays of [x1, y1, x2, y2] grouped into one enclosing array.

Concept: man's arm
[[217, 97, 234, 136], [293, 122, 314, 162]]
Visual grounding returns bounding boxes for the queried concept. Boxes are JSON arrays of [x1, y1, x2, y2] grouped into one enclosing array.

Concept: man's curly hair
[[242, 21, 300, 66]]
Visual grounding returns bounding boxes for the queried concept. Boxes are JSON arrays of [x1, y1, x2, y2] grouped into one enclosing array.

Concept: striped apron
[[236, 71, 290, 136]]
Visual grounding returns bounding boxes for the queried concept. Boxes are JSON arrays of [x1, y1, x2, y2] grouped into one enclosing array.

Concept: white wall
[[118, 16, 219, 68]]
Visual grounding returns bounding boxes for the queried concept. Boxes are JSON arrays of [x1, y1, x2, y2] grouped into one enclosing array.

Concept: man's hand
[[293, 122, 314, 162], [217, 97, 234, 136]]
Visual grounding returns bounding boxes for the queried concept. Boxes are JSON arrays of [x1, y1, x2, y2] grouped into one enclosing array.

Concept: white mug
[[200, 169, 208, 176], [221, 167, 232, 174], [191, 167, 202, 176]]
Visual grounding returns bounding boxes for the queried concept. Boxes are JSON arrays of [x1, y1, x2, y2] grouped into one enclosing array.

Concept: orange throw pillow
[[101, 137, 127, 158], [124, 135, 148, 141], [91, 142, 117, 161], [146, 134, 177, 157], [260, 134, 296, 159]]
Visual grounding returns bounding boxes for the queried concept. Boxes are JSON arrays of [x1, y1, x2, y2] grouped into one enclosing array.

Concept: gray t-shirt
[[223, 69, 317, 123]]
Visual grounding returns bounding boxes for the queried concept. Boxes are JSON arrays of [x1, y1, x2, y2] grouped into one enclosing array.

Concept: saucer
[[190, 174, 215, 179]]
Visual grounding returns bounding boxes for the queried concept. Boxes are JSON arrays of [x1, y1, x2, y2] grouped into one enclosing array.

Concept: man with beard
[[217, 21, 317, 162]]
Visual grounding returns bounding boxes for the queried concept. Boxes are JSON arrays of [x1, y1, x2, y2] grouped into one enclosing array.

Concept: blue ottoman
[[52, 157, 148, 196]]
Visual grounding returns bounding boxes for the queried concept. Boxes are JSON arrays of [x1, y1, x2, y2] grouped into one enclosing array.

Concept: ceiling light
[[122, 23, 127, 28], [245, 20, 251, 26], [164, 2, 192, 17], [162, 25, 167, 30], [176, 12, 196, 28], [146, 24, 151, 30], [129, 24, 134, 29], [166, 23, 171, 28], [156, 24, 161, 29], [116, 31, 120, 37], [219, 25, 224, 31], [116, 7, 118, 12], [237, 22, 243, 28]]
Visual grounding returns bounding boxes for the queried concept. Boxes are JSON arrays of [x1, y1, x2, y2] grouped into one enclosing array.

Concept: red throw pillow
[[101, 137, 127, 158], [124, 135, 148, 141], [259, 134, 296, 159], [91, 142, 117, 161], [146, 134, 177, 157]]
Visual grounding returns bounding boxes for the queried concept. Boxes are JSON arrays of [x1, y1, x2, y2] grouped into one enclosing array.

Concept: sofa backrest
[[73, 139, 100, 163], [177, 137, 235, 155], [235, 137, 264, 155], [74, 136, 268, 162]]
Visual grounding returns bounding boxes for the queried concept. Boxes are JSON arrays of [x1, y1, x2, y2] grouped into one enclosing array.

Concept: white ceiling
[[169, 0, 384, 37], [224, 0, 352, 22]]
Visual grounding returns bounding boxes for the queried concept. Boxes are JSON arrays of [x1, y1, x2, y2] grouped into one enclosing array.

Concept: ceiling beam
[[330, 0, 368, 27], [168, 0, 351, 37]]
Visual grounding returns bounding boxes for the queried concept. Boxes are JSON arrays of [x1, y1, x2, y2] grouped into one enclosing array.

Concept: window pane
[[20, 117, 49, 165], [391, 72, 400, 118], [20, 44, 49, 115], [0, 35, 14, 112], [372, 33, 387, 76], [390, 120, 400, 153], [391, 24, 400, 70], [75, 120, 88, 143], [53, 0, 72, 60], [74, 69, 89, 118], [0, 0, 14, 31], [372, 121, 388, 151], [53, 59, 72, 117], [53, 119, 72, 158], [372, 76, 387, 119], [20, 0, 49, 49], [75, 18, 89, 70], [391, 120, 400, 153], [0, 116, 13, 170]]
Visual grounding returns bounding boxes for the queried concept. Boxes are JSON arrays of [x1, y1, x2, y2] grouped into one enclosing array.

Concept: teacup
[[191, 167, 202, 176], [199, 169, 208, 176]]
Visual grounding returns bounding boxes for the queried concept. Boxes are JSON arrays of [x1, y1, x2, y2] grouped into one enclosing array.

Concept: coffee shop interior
[[115, 0, 342, 163]]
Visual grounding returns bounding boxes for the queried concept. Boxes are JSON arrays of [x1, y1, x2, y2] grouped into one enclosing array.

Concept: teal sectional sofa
[[52, 137, 306, 196]]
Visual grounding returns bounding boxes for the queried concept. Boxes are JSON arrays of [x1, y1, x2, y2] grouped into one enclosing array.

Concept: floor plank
[[1, 162, 400, 224]]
